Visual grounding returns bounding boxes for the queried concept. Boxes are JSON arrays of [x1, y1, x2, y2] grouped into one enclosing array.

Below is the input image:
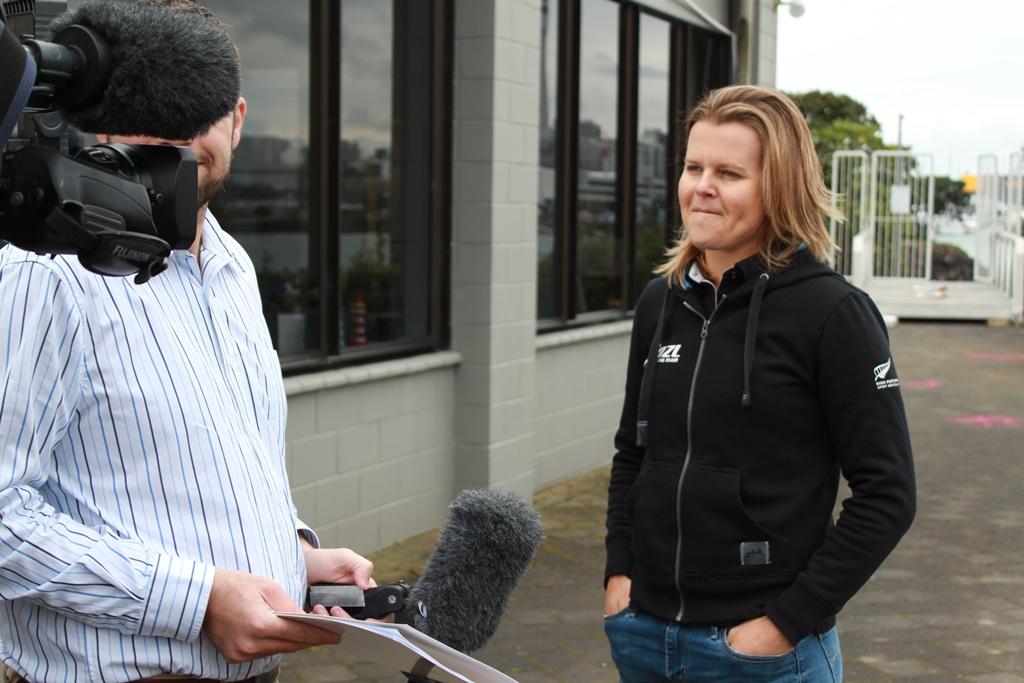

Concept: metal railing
[[830, 151, 869, 276], [990, 230, 1024, 321], [835, 148, 1022, 322], [868, 151, 933, 280]]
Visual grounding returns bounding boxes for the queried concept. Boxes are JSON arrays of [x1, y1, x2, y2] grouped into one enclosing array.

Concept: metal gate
[[1007, 152, 1023, 236], [975, 154, 1000, 281], [830, 151, 869, 276], [868, 151, 934, 279]]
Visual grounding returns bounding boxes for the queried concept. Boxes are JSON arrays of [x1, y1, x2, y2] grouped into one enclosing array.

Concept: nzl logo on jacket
[[873, 357, 900, 390], [657, 344, 682, 363]]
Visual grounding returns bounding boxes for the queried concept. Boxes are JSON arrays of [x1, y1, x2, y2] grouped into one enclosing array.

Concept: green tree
[[934, 176, 969, 217], [786, 90, 893, 187]]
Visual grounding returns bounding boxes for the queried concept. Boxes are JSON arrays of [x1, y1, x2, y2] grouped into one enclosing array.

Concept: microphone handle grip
[[305, 583, 366, 610]]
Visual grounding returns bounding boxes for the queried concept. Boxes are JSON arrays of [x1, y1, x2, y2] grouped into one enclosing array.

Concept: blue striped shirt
[[0, 213, 311, 682]]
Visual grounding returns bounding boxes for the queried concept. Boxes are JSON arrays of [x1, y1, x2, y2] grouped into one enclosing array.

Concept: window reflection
[[339, 0, 432, 349], [576, 0, 621, 314], [537, 0, 559, 320], [204, 1, 316, 359], [635, 14, 670, 301]]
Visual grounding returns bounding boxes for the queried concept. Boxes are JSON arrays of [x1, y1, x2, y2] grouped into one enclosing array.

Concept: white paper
[[274, 611, 518, 683]]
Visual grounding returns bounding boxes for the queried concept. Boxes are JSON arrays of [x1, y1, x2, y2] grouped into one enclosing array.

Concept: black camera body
[[0, 0, 197, 284]]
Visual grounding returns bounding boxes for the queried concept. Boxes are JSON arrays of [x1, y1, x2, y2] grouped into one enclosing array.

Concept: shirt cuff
[[297, 524, 320, 549], [139, 554, 216, 642]]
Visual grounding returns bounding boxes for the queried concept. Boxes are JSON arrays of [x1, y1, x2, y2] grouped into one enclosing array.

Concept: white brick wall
[[758, 0, 778, 87], [451, 0, 541, 499], [285, 358, 458, 551], [533, 322, 632, 490]]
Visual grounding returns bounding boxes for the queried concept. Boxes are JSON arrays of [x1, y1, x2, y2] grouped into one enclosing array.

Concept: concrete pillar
[[450, 0, 541, 498]]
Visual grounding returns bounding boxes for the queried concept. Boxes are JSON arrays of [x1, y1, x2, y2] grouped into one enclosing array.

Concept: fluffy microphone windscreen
[[408, 489, 544, 654], [49, 1, 239, 140]]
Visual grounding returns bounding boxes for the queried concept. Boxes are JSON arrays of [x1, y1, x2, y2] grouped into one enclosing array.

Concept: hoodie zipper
[[673, 297, 721, 621]]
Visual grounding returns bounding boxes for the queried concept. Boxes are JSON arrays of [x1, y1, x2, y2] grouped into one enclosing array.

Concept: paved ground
[[282, 321, 1024, 683]]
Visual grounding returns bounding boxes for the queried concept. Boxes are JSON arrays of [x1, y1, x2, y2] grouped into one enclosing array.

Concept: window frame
[[282, 0, 453, 376]]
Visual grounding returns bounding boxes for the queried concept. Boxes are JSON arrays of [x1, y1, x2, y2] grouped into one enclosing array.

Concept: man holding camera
[[0, 2, 366, 681]]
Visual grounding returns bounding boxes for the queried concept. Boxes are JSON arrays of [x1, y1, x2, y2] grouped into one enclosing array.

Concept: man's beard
[[197, 163, 232, 208]]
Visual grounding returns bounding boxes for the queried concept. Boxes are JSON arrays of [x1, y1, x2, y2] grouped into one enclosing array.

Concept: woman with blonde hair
[[602, 85, 915, 682]]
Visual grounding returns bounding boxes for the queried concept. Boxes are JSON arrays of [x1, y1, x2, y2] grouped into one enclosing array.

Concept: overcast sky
[[776, 0, 1024, 178]]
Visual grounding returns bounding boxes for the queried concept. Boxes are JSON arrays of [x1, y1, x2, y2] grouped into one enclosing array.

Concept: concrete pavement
[[282, 321, 1024, 683]]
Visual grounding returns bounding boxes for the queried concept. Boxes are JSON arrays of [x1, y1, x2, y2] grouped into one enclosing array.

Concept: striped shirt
[[0, 213, 311, 682]]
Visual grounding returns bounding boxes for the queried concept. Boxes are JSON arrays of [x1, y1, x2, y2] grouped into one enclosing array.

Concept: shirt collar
[[196, 210, 248, 275]]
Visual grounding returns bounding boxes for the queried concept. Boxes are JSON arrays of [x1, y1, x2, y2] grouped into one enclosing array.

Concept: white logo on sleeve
[[657, 344, 682, 363], [873, 357, 900, 390]]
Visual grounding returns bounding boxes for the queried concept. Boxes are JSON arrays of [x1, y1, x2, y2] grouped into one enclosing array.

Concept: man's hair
[[657, 85, 839, 280]]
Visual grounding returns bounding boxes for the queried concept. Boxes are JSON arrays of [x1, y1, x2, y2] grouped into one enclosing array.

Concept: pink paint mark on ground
[[965, 352, 1024, 362], [903, 379, 941, 390], [948, 415, 1022, 428]]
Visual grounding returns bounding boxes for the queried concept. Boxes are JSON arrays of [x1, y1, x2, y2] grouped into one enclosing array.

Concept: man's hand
[[299, 542, 390, 620], [301, 544, 376, 590], [726, 616, 794, 656], [603, 574, 631, 617], [203, 569, 341, 663]]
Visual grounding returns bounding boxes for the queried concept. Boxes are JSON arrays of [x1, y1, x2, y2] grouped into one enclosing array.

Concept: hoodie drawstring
[[741, 273, 770, 407]]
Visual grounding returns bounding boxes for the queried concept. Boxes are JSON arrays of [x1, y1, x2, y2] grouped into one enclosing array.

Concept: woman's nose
[[695, 171, 715, 195]]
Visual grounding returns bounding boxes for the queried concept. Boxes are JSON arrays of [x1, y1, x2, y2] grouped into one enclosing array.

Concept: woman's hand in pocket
[[727, 616, 793, 656], [603, 574, 631, 617]]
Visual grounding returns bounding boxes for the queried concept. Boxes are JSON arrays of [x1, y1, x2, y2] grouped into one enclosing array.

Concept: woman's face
[[679, 120, 766, 273]]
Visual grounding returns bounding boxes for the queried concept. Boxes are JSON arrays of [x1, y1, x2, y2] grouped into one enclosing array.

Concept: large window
[[338, 1, 434, 350], [537, 0, 731, 326], [203, 1, 450, 368]]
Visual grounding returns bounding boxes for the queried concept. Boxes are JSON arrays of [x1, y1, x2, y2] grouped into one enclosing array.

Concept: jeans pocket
[[603, 605, 635, 621], [722, 628, 796, 663]]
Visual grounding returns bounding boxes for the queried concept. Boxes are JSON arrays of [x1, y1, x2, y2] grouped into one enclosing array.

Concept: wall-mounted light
[[774, 0, 805, 18]]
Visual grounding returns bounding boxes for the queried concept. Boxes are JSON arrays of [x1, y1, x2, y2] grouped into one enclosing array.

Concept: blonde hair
[[656, 85, 839, 280]]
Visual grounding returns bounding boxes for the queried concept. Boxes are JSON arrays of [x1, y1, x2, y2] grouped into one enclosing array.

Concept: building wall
[[534, 323, 632, 488], [283, 354, 459, 552], [756, 0, 778, 87], [450, 0, 541, 502]]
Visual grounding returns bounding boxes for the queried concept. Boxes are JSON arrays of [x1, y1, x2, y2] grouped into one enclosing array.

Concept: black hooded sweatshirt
[[604, 250, 916, 645]]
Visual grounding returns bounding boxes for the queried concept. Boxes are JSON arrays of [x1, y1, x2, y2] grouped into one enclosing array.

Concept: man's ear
[[231, 96, 246, 150]]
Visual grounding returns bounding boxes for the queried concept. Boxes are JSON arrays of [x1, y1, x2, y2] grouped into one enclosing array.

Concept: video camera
[[0, 0, 197, 284]]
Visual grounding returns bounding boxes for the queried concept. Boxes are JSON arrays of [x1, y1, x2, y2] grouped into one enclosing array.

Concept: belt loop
[[710, 625, 720, 640]]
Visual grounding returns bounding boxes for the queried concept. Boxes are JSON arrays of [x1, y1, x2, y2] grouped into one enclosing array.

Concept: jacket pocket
[[628, 461, 680, 574], [679, 466, 785, 575]]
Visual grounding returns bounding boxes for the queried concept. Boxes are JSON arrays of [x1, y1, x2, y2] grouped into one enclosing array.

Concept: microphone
[[43, 1, 240, 141], [0, 19, 37, 148], [305, 490, 543, 654], [405, 488, 544, 654]]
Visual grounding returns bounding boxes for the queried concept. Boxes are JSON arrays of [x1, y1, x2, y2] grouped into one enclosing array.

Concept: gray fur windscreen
[[49, 1, 240, 140], [408, 489, 544, 653]]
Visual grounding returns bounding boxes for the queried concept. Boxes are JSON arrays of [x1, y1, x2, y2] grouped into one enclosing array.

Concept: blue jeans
[[603, 607, 842, 682]]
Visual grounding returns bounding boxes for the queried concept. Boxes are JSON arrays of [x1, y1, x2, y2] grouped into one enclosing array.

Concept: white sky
[[776, 0, 1024, 178]]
